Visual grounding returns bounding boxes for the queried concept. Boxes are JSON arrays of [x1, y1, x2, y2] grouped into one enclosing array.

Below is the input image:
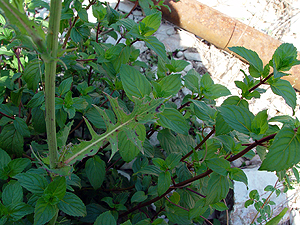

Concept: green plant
[[0, 0, 299, 224]]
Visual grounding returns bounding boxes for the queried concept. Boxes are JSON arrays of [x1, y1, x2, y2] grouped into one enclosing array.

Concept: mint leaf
[[85, 155, 106, 190]]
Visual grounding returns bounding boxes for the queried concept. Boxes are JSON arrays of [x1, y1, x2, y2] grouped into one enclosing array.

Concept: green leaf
[[136, 165, 161, 176], [152, 158, 167, 170], [184, 69, 201, 93], [70, 25, 90, 43], [0, 124, 24, 156], [44, 176, 66, 202], [85, 155, 106, 190], [260, 126, 300, 171], [119, 64, 151, 101], [192, 100, 216, 124], [205, 158, 230, 176], [165, 153, 181, 170], [206, 173, 229, 205], [219, 105, 254, 135], [85, 107, 106, 129], [157, 171, 171, 195], [251, 110, 268, 135], [215, 112, 233, 136], [94, 211, 116, 225], [58, 77, 73, 96], [158, 73, 182, 97], [204, 84, 231, 100], [189, 199, 207, 219], [141, 12, 161, 36], [2, 180, 23, 206], [249, 189, 260, 200], [157, 129, 179, 154], [228, 167, 248, 186], [144, 36, 168, 62], [265, 207, 288, 225], [32, 107, 47, 133], [119, 131, 140, 162], [272, 43, 299, 72], [7, 202, 34, 221], [27, 90, 44, 108], [229, 46, 263, 72], [270, 79, 296, 110], [23, 59, 42, 91], [13, 117, 30, 137], [292, 167, 300, 183], [6, 158, 31, 177], [131, 191, 148, 203], [14, 173, 48, 195], [211, 202, 228, 211], [157, 108, 189, 135], [245, 199, 254, 208], [0, 149, 11, 169], [34, 197, 57, 225], [58, 192, 86, 217]]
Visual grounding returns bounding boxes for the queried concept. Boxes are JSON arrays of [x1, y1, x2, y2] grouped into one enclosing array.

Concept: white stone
[[184, 63, 193, 72], [231, 167, 288, 224], [132, 10, 143, 16], [231, 157, 244, 168], [166, 27, 176, 36], [176, 51, 184, 58], [184, 51, 202, 61], [118, 1, 135, 13]]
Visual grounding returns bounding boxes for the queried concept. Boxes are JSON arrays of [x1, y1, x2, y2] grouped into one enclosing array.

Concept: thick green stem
[[44, 0, 62, 169]]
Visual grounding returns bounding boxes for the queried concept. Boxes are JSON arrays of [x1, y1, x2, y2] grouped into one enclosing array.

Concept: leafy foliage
[[0, 0, 299, 224]]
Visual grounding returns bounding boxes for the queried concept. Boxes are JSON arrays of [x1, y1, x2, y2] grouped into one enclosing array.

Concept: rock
[[183, 51, 202, 61], [231, 157, 244, 168], [184, 62, 193, 72], [231, 167, 289, 224], [249, 155, 262, 166], [118, 1, 134, 13], [176, 51, 184, 58], [166, 27, 176, 36], [132, 10, 143, 16]]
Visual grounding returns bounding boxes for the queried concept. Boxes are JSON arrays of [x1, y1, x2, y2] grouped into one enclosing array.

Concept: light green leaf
[[94, 211, 116, 225], [2, 180, 23, 206], [270, 79, 296, 110], [206, 173, 229, 205], [204, 84, 231, 100], [205, 158, 230, 176], [211, 202, 228, 211], [131, 191, 148, 203], [229, 46, 263, 72], [260, 126, 300, 171], [265, 207, 288, 225], [85, 155, 106, 190], [34, 197, 57, 225], [158, 73, 182, 97], [14, 173, 48, 195], [251, 110, 268, 135], [58, 192, 86, 217], [141, 12, 161, 36], [157, 108, 189, 135], [119, 64, 151, 101], [157, 171, 171, 195], [219, 105, 254, 135], [44, 176, 66, 202]]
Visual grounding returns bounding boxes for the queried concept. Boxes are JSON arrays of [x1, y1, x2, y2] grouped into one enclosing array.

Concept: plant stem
[[248, 72, 274, 93], [44, 0, 62, 169]]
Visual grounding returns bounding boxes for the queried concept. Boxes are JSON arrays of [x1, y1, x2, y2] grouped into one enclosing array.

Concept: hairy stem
[[44, 0, 62, 169]]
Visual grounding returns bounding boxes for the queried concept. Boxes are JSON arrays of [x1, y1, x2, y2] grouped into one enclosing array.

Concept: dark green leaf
[[136, 165, 161, 176], [270, 79, 296, 110], [144, 36, 168, 62], [260, 126, 300, 171], [189, 199, 207, 219], [119, 131, 140, 162], [94, 211, 116, 225], [192, 100, 216, 124], [0, 124, 24, 156], [211, 202, 228, 211], [0, 149, 11, 169], [292, 167, 300, 183], [205, 158, 230, 176], [251, 110, 268, 135], [165, 153, 181, 170], [184, 69, 201, 93], [34, 197, 57, 225], [32, 107, 47, 133], [219, 105, 254, 135], [2, 180, 23, 206], [229, 46, 263, 72], [13, 117, 30, 137], [14, 173, 48, 195], [157, 108, 189, 135], [249, 190, 259, 200], [57, 192, 86, 217], [157, 171, 171, 195], [204, 84, 231, 100], [206, 173, 229, 205], [245, 199, 254, 208], [7, 158, 30, 177], [131, 191, 148, 203], [119, 64, 151, 101], [152, 158, 167, 170], [228, 167, 248, 186], [85, 155, 106, 190], [157, 129, 179, 154], [7, 202, 34, 222], [215, 112, 233, 136], [23, 59, 42, 91]]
